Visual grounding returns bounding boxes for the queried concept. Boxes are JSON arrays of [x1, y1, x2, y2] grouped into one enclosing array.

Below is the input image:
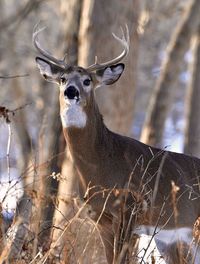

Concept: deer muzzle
[[64, 86, 80, 101]]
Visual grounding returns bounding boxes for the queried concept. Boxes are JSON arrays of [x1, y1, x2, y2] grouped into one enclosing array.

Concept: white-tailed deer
[[34, 26, 200, 263]]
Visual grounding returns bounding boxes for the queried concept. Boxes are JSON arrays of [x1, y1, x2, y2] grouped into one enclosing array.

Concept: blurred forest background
[[0, 0, 200, 263]]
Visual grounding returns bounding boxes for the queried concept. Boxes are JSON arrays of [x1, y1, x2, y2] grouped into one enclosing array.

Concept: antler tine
[[87, 25, 130, 72], [33, 25, 67, 69]]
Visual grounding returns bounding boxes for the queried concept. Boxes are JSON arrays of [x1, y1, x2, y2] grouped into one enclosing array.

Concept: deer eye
[[83, 79, 91, 86], [60, 77, 66, 84]]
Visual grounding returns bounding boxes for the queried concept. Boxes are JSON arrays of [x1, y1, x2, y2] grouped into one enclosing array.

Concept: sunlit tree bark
[[140, 0, 200, 147], [184, 29, 200, 157], [79, 0, 139, 136], [50, 0, 82, 254]]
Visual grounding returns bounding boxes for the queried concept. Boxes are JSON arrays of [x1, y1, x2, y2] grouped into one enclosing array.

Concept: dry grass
[[0, 180, 197, 264], [0, 115, 198, 264]]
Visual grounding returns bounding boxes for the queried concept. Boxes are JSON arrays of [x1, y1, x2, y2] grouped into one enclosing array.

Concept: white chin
[[61, 104, 87, 128]]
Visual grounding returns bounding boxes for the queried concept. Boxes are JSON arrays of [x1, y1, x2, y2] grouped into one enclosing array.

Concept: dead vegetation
[[0, 114, 196, 263], [0, 107, 200, 264], [0, 179, 198, 264], [0, 139, 198, 263]]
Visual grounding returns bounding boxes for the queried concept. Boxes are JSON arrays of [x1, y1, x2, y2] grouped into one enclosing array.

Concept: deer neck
[[61, 93, 108, 163]]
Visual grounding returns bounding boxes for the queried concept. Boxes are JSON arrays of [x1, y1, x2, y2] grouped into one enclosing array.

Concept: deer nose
[[64, 86, 79, 100]]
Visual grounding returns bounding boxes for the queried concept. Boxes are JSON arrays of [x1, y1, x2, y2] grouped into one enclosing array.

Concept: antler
[[86, 25, 130, 72], [33, 24, 129, 71], [33, 25, 67, 69]]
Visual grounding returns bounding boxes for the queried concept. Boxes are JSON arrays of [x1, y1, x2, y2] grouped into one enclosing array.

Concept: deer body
[[61, 98, 200, 227], [34, 27, 200, 263]]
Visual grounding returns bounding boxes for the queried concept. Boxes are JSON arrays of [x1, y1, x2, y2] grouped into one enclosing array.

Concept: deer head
[[33, 26, 129, 129]]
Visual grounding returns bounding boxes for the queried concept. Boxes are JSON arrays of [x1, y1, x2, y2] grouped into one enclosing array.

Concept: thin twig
[[139, 199, 166, 264], [80, 188, 115, 259], [6, 123, 12, 183], [0, 74, 29, 79]]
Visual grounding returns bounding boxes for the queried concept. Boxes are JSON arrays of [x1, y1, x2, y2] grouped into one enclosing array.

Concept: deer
[[33, 26, 200, 263]]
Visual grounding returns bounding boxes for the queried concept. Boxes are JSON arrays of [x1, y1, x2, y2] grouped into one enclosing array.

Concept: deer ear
[[35, 57, 60, 83], [95, 63, 125, 85]]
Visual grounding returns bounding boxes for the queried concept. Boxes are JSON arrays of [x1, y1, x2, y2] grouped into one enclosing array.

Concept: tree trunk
[[78, 0, 139, 136], [37, 98, 62, 239], [50, 0, 82, 256], [140, 0, 200, 147], [184, 29, 200, 157]]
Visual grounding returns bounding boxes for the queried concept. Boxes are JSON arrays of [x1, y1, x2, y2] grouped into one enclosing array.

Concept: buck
[[34, 27, 200, 263]]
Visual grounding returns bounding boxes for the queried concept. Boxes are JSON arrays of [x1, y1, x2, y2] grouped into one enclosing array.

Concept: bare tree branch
[[0, 0, 44, 31], [0, 74, 29, 79], [140, 0, 200, 146]]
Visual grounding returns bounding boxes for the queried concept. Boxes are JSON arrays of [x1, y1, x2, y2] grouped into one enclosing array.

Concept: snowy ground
[[0, 167, 23, 219], [136, 225, 199, 263]]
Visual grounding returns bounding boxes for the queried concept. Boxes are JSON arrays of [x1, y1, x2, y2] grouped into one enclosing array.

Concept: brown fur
[[62, 87, 199, 214], [62, 87, 200, 262]]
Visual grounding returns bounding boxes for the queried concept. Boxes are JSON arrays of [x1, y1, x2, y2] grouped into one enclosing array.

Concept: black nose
[[64, 86, 79, 99]]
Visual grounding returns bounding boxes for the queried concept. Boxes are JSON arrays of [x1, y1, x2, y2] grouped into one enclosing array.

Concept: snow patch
[[136, 234, 167, 264], [0, 168, 23, 218]]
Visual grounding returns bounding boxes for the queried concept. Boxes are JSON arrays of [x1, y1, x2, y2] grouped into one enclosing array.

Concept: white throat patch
[[61, 100, 87, 128]]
